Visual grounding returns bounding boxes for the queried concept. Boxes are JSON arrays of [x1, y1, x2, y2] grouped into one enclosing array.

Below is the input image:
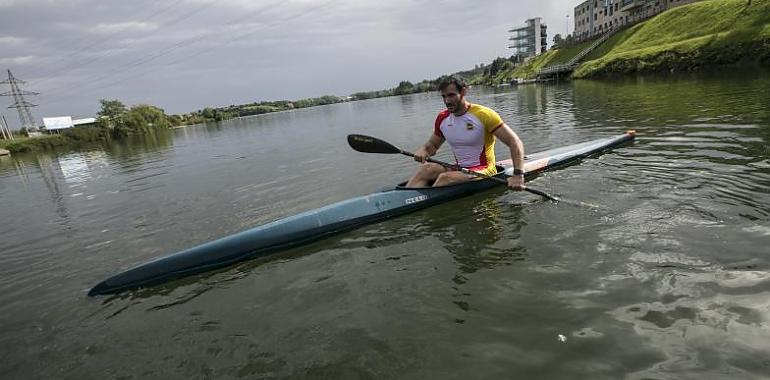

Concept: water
[[1, 68, 769, 379]]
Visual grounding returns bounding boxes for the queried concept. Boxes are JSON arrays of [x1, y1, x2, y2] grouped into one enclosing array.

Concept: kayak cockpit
[[394, 165, 508, 189]]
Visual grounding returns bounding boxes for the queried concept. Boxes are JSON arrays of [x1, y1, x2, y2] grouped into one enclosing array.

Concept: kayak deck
[[88, 131, 635, 296]]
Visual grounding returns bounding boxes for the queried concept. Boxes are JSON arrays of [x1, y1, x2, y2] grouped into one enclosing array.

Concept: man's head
[[438, 76, 469, 115]]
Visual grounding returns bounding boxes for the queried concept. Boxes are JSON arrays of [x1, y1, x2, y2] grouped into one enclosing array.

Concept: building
[[573, 0, 702, 41], [508, 18, 548, 59], [42, 116, 98, 133], [73, 117, 97, 127]]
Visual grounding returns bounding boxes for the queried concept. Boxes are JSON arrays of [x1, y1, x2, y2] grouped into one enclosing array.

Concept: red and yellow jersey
[[433, 104, 503, 175]]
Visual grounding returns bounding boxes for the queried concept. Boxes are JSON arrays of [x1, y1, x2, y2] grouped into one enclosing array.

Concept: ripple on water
[[610, 287, 770, 379]]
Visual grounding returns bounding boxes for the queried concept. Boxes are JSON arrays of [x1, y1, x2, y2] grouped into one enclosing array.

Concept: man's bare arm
[[493, 124, 525, 190], [414, 134, 444, 163]]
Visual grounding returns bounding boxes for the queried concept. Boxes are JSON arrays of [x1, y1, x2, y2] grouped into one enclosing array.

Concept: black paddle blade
[[347, 134, 402, 154]]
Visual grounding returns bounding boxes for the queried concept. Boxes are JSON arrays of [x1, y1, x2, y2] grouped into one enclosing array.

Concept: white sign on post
[[43, 116, 74, 130]]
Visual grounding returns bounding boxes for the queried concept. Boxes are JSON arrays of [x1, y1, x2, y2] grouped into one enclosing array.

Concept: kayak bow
[[88, 131, 635, 296]]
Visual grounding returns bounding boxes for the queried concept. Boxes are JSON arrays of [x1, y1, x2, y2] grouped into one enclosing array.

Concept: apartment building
[[508, 18, 548, 59], [573, 0, 701, 40]]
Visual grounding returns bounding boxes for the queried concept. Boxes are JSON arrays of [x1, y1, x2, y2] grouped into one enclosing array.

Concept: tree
[[553, 34, 564, 48], [113, 104, 171, 137], [557, 34, 577, 49], [488, 57, 510, 76], [394, 81, 415, 95], [168, 114, 183, 127], [97, 99, 127, 120], [201, 107, 217, 119]]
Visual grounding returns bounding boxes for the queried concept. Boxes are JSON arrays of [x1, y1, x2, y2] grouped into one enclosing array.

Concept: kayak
[[88, 131, 635, 296]]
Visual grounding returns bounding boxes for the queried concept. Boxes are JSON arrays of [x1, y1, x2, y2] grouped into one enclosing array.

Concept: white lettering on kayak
[[405, 195, 428, 205]]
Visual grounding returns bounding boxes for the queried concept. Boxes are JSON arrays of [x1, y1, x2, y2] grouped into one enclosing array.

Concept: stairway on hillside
[[537, 29, 618, 78]]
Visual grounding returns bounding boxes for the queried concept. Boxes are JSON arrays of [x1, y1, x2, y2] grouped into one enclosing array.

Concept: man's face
[[440, 84, 464, 113]]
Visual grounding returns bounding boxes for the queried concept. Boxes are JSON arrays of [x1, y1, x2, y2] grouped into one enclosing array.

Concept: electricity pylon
[[1, 70, 39, 131]]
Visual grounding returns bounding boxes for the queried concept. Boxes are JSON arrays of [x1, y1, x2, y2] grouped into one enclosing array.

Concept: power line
[[25, 0, 187, 80], [29, 0, 216, 89], [38, 1, 321, 107], [117, 0, 342, 93], [168, 0, 341, 67], [36, 1, 285, 101], [83, 1, 289, 85]]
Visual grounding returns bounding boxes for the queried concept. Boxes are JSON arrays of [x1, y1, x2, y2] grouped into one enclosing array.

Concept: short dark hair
[[438, 76, 467, 92]]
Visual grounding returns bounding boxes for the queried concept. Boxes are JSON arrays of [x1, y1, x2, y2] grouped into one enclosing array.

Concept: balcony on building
[[620, 0, 646, 10]]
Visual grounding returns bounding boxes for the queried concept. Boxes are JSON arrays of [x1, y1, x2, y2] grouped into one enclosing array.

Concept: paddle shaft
[[398, 150, 560, 202], [346, 134, 561, 203]]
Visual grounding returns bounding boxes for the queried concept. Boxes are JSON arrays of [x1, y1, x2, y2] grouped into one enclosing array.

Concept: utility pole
[[2, 115, 13, 140], [0, 116, 6, 140], [1, 70, 39, 134]]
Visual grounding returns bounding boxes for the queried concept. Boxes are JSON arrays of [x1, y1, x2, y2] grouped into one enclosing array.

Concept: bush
[[113, 104, 171, 137], [3, 135, 68, 153], [62, 126, 112, 142]]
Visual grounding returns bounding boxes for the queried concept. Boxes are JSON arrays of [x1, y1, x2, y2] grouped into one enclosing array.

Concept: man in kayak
[[406, 76, 526, 190]]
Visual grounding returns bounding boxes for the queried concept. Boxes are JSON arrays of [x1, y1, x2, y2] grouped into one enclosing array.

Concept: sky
[[0, 0, 577, 129]]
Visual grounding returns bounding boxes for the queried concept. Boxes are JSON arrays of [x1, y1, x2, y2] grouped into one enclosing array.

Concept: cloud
[[0, 55, 36, 66], [0, 55, 37, 68], [0, 35, 26, 46]]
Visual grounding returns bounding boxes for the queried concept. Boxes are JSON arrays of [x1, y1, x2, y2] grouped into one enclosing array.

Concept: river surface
[[1, 69, 769, 379]]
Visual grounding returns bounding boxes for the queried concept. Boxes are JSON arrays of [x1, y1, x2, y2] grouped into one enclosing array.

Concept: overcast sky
[[0, 0, 577, 128]]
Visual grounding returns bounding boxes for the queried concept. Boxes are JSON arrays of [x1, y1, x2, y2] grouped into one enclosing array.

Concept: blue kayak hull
[[89, 131, 635, 296]]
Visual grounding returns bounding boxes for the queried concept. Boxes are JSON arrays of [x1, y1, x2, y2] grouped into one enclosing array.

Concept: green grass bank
[[498, 0, 770, 81], [0, 127, 115, 153]]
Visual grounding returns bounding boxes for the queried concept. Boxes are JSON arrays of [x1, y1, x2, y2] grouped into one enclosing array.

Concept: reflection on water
[[1, 68, 770, 379], [609, 266, 770, 378]]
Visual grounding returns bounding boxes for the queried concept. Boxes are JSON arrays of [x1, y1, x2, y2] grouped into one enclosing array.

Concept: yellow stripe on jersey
[[467, 104, 503, 175], [467, 104, 504, 133]]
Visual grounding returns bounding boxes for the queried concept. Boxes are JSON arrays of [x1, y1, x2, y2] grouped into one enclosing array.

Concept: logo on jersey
[[466, 122, 474, 130]]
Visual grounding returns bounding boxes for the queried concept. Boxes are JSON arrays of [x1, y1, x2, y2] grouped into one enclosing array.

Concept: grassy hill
[[574, 0, 770, 77], [471, 39, 596, 84], [491, 0, 770, 81]]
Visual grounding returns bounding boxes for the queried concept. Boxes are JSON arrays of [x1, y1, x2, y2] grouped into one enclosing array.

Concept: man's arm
[[493, 124, 525, 191], [414, 134, 444, 163]]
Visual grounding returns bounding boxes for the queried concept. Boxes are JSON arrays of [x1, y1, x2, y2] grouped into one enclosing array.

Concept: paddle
[[347, 134, 562, 203]]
